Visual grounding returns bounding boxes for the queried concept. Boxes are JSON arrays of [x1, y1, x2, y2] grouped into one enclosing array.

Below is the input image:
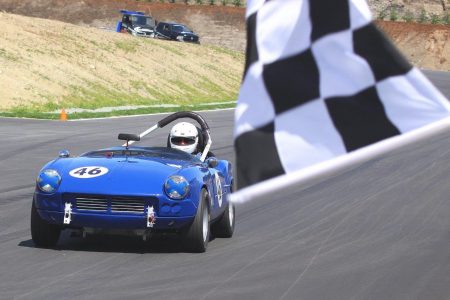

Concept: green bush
[[221, 0, 227, 5], [430, 13, 440, 24], [232, 0, 241, 6], [402, 10, 414, 22], [443, 13, 450, 25], [196, 0, 203, 4], [389, 7, 398, 21], [184, 0, 189, 4], [418, 9, 428, 23], [209, 0, 215, 4], [378, 9, 388, 20]]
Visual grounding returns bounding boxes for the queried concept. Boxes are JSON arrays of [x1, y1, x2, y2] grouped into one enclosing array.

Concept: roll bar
[[121, 111, 212, 162], [157, 111, 209, 131]]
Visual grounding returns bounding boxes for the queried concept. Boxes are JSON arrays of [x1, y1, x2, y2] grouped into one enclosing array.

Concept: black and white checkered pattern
[[235, 0, 450, 189]]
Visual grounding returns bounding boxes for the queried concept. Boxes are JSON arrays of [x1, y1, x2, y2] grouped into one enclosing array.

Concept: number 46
[[74, 167, 102, 176]]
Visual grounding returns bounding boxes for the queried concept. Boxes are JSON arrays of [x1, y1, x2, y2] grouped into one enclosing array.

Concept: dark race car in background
[[31, 112, 234, 253], [155, 22, 200, 43]]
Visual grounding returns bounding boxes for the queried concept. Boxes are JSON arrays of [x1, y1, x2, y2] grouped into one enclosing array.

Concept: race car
[[31, 111, 234, 252]]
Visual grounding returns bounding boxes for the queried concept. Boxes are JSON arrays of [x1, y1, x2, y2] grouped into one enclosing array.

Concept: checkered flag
[[231, 0, 450, 203]]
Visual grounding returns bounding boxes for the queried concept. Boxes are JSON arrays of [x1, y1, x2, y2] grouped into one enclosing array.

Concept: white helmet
[[169, 122, 199, 154]]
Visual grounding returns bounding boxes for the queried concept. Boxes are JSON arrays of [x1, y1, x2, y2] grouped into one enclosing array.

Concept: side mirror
[[206, 157, 218, 168], [118, 133, 141, 149], [58, 150, 70, 158], [118, 133, 140, 142]]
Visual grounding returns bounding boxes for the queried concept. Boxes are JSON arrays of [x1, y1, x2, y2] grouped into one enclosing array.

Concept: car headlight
[[36, 169, 61, 193], [164, 175, 189, 200]]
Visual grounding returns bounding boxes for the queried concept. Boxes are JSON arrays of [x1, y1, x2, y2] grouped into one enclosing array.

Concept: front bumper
[[34, 191, 198, 230], [37, 209, 193, 230], [134, 31, 154, 37], [183, 36, 199, 43]]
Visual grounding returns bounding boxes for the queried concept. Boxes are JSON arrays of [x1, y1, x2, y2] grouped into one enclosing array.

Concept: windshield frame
[[83, 147, 202, 162], [129, 15, 153, 26], [171, 24, 192, 33]]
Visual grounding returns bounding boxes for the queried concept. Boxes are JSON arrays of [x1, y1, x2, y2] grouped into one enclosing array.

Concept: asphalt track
[[1, 70, 450, 300]]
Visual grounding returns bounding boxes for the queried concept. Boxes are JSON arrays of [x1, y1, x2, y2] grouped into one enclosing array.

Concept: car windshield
[[130, 15, 153, 26], [84, 147, 201, 162], [172, 25, 192, 33]]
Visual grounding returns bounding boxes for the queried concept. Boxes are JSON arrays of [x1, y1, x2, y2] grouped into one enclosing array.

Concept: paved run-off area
[[0, 71, 450, 299]]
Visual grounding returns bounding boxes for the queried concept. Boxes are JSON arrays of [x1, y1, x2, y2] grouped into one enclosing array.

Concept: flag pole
[[229, 116, 450, 204]]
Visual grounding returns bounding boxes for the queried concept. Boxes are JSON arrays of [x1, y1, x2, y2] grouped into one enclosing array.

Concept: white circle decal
[[69, 166, 109, 178], [214, 172, 223, 207]]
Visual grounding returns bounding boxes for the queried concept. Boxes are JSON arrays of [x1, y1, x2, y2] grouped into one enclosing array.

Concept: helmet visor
[[171, 136, 196, 146]]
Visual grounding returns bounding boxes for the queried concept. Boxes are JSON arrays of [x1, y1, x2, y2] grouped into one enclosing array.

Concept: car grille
[[76, 196, 108, 212], [183, 35, 197, 42], [111, 197, 146, 213], [64, 194, 154, 214]]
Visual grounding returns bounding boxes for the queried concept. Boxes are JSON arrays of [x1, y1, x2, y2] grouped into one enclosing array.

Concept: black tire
[[212, 201, 235, 238], [183, 189, 210, 253], [31, 201, 61, 248]]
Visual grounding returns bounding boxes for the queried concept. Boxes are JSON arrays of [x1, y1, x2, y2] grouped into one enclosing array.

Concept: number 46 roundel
[[69, 166, 109, 178]]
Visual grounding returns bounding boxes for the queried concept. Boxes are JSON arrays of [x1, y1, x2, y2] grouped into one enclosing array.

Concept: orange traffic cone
[[60, 109, 68, 121]]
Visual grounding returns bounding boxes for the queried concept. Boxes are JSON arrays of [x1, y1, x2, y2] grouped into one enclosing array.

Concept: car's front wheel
[[31, 200, 61, 248], [183, 189, 210, 253], [212, 201, 235, 238]]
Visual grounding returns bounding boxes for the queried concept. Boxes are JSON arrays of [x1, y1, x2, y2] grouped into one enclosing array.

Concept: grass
[[430, 13, 441, 24], [377, 6, 450, 25], [0, 78, 239, 119], [389, 7, 398, 21], [209, 45, 245, 61], [0, 53, 241, 119], [0, 48, 20, 62], [61, 84, 147, 109], [443, 13, 450, 25], [0, 74, 240, 118], [155, 42, 187, 57], [75, 80, 233, 105], [402, 10, 414, 22], [0, 13, 244, 120], [418, 9, 429, 23], [115, 40, 139, 53], [0, 102, 236, 120]]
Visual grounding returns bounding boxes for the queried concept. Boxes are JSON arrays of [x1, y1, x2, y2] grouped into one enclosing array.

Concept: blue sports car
[[31, 111, 235, 252]]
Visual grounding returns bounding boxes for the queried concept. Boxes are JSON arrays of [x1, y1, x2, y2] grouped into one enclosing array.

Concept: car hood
[[133, 25, 154, 31], [48, 156, 196, 196]]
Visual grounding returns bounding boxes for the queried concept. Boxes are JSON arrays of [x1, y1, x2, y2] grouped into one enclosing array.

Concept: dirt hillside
[[0, 1, 449, 113], [368, 0, 449, 18], [0, 0, 247, 52], [0, 0, 449, 71], [377, 21, 450, 70], [0, 12, 244, 111]]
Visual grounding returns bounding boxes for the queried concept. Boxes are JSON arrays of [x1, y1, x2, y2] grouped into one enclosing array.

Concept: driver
[[169, 122, 200, 154]]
